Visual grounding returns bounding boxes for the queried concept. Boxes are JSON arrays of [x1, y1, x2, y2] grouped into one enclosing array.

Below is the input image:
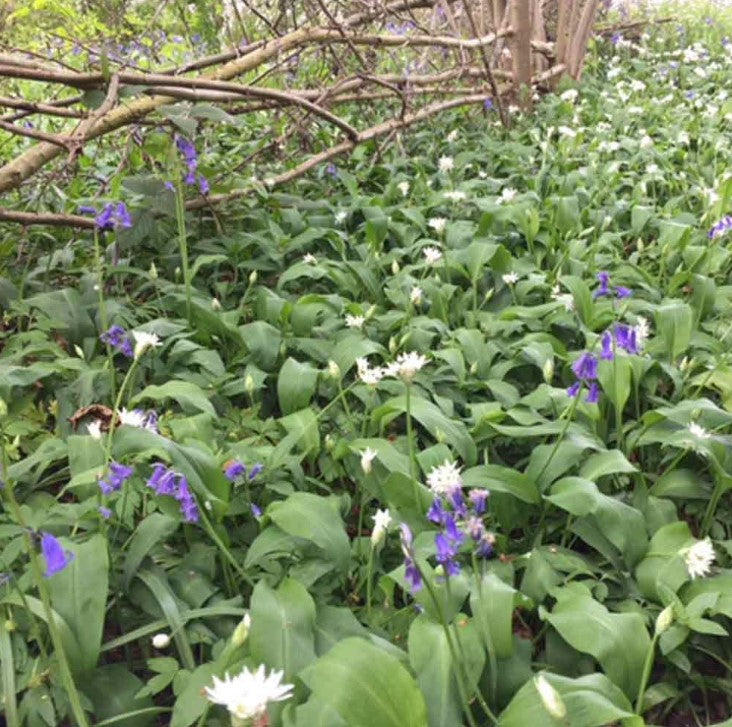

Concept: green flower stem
[[533, 391, 581, 547], [366, 543, 375, 621], [173, 172, 193, 326], [700, 453, 728, 537], [445, 575, 498, 725], [419, 573, 482, 727], [0, 436, 90, 727], [404, 383, 422, 514], [107, 358, 141, 545], [635, 633, 658, 715], [472, 554, 498, 706], [92, 229, 117, 399]]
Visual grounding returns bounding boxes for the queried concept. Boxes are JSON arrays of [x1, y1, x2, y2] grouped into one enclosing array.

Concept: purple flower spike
[[444, 515, 465, 545], [571, 352, 598, 381], [469, 488, 489, 515], [404, 557, 422, 592], [197, 175, 209, 194], [586, 382, 600, 404], [600, 331, 614, 361], [615, 324, 639, 355], [224, 460, 246, 482], [40, 533, 74, 577], [427, 498, 445, 525], [615, 286, 631, 299], [248, 463, 264, 480], [567, 381, 581, 398], [593, 271, 610, 299], [98, 506, 112, 519]]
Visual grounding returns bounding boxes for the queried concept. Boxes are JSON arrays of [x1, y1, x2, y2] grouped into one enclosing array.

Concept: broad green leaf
[[131, 380, 215, 417], [498, 671, 635, 727], [249, 578, 317, 680], [374, 395, 477, 465], [635, 521, 693, 602], [277, 357, 319, 415], [544, 583, 650, 699], [169, 663, 218, 727], [655, 303, 693, 362], [546, 477, 647, 566], [124, 513, 179, 588], [470, 573, 518, 659], [267, 493, 350, 574], [408, 616, 462, 727], [578, 450, 637, 482], [84, 665, 155, 727], [463, 465, 540, 504], [300, 637, 428, 727], [47, 534, 109, 675]]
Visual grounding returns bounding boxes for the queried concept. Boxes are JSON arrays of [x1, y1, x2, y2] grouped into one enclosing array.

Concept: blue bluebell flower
[[251, 503, 262, 518], [586, 382, 600, 404], [427, 498, 445, 525], [571, 352, 598, 381], [435, 532, 460, 576], [91, 202, 132, 231], [469, 489, 489, 515], [593, 271, 610, 299], [600, 331, 613, 361], [40, 533, 74, 577], [248, 463, 263, 480], [399, 523, 422, 593], [708, 215, 732, 240], [614, 324, 639, 354], [100, 324, 133, 358], [98, 461, 133, 495], [615, 286, 631, 299], [224, 460, 247, 482], [98, 506, 112, 519], [147, 463, 199, 523]]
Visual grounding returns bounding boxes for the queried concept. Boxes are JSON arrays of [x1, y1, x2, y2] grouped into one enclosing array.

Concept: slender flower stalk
[[172, 159, 193, 326], [0, 436, 90, 727]]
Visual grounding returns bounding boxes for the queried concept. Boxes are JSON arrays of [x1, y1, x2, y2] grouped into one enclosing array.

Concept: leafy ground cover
[[2, 4, 732, 726]]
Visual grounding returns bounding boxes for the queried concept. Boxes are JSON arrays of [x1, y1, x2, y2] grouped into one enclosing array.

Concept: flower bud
[[149, 262, 158, 280], [325, 434, 335, 452], [74, 345, 85, 359], [4, 619, 15, 632], [365, 304, 377, 320], [391, 260, 400, 275], [469, 362, 478, 375], [245, 375, 255, 394], [655, 605, 674, 635], [328, 360, 341, 379], [543, 358, 554, 384], [152, 633, 170, 649], [534, 674, 566, 720], [211, 298, 222, 311], [389, 336, 398, 354], [231, 613, 251, 647], [0, 398, 7, 418], [249, 270, 258, 285]]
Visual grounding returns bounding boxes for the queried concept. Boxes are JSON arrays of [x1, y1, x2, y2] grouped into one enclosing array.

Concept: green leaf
[[408, 616, 462, 727], [249, 578, 317, 681], [597, 357, 632, 415], [578, 450, 637, 482], [463, 465, 540, 504], [131, 380, 215, 417], [544, 583, 651, 699], [47, 534, 109, 675], [635, 521, 693, 602], [278, 358, 319, 415], [498, 671, 635, 727], [85, 665, 155, 727], [300, 637, 428, 727], [169, 663, 218, 727], [546, 477, 647, 567], [124, 514, 179, 588], [470, 573, 517, 659], [374, 395, 477, 465], [267, 493, 350, 574], [655, 303, 693, 361]]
